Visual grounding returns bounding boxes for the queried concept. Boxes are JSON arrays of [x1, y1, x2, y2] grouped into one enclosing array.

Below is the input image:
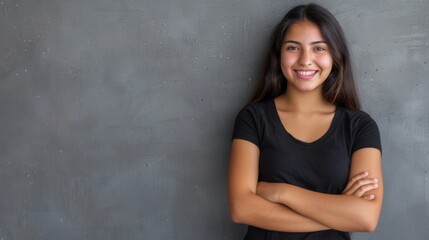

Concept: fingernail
[[363, 172, 369, 175], [374, 184, 378, 188], [374, 179, 378, 183]]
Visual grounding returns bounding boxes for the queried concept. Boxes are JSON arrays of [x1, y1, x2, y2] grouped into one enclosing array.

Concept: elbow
[[343, 216, 379, 232], [229, 203, 247, 224], [229, 209, 242, 224], [228, 196, 253, 224], [228, 191, 256, 224], [228, 190, 261, 224], [354, 212, 380, 232], [361, 218, 379, 232], [349, 200, 382, 232]]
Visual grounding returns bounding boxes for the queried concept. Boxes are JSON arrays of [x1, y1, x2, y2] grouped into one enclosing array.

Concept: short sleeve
[[352, 113, 382, 153], [232, 105, 260, 147]]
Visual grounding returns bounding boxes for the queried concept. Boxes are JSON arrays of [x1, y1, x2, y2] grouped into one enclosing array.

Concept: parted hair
[[250, 3, 361, 110]]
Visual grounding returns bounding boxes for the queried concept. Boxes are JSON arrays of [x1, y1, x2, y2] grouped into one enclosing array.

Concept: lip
[[294, 70, 318, 80]]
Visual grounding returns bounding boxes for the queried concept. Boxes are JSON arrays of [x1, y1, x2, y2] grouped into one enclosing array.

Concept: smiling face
[[281, 20, 333, 94]]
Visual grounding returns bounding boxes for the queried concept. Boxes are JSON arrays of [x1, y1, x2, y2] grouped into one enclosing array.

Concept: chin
[[292, 84, 320, 92]]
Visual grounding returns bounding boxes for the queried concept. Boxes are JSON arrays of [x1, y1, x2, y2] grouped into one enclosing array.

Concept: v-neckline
[[269, 99, 341, 145]]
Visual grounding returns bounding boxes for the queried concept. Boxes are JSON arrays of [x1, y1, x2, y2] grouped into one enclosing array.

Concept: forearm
[[230, 191, 330, 232], [277, 184, 382, 232]]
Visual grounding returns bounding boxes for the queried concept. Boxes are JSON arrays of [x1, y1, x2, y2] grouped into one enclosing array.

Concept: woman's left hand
[[342, 171, 379, 200]]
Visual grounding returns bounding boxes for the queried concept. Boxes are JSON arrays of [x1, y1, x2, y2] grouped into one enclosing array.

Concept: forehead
[[283, 20, 325, 43]]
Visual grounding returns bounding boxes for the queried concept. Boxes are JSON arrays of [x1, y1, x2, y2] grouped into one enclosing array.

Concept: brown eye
[[314, 47, 326, 52], [286, 46, 298, 51]]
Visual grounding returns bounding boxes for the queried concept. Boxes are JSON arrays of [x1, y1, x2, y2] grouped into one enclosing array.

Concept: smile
[[295, 70, 317, 79]]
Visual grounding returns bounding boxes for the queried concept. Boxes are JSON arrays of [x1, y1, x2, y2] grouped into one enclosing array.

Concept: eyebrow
[[284, 40, 327, 45]]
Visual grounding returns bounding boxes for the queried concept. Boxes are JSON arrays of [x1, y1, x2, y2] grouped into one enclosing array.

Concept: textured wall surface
[[0, 0, 428, 239]]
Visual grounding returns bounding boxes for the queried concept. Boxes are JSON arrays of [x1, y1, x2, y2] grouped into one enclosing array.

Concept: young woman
[[228, 3, 383, 240]]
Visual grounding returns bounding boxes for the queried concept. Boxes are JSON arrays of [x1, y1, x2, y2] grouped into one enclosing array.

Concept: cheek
[[280, 55, 295, 80], [281, 53, 297, 69], [317, 56, 333, 71]]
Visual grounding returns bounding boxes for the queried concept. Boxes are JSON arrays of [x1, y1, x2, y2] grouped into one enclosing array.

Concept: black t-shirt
[[232, 99, 382, 240]]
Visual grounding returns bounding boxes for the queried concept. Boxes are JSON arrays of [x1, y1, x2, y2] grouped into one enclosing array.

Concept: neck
[[277, 88, 334, 113]]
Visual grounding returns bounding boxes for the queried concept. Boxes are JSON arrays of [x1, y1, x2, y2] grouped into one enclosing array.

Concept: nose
[[298, 48, 312, 66]]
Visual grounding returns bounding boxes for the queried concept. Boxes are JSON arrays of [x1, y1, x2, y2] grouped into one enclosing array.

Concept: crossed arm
[[227, 139, 383, 233]]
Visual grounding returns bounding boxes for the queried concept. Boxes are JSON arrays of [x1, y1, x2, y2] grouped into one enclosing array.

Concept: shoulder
[[236, 99, 272, 119], [232, 99, 274, 146], [339, 107, 379, 128], [338, 107, 382, 152]]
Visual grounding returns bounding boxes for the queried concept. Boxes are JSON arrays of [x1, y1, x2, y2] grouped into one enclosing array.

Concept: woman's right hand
[[342, 172, 379, 200]]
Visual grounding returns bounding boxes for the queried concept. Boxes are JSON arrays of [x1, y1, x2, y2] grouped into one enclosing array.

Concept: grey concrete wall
[[0, 0, 428, 239]]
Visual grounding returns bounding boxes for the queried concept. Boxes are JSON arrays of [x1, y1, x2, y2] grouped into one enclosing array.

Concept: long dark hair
[[250, 3, 361, 110]]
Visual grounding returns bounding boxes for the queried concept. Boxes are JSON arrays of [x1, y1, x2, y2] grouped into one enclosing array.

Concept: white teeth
[[296, 71, 316, 76]]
